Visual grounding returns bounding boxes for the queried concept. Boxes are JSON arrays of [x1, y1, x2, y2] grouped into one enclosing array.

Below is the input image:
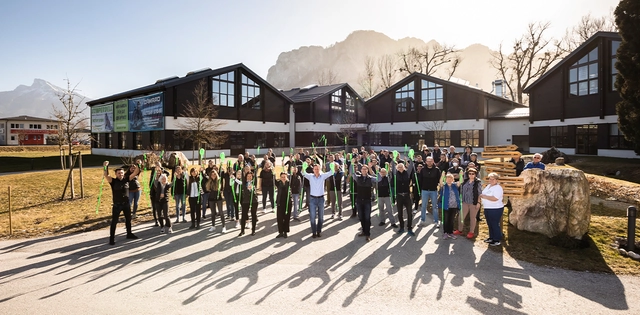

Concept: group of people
[[106, 146, 546, 247]]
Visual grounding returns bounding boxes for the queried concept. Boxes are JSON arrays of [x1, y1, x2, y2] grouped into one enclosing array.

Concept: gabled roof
[[87, 63, 293, 105], [0, 115, 58, 122], [490, 107, 530, 119], [282, 83, 362, 103], [523, 31, 620, 93], [365, 72, 524, 107]]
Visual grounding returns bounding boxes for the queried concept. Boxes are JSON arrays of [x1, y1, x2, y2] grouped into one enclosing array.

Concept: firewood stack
[[481, 145, 524, 197]]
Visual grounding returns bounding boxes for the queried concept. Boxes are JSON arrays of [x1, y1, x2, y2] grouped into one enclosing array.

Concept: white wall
[[368, 120, 486, 132], [531, 115, 618, 126], [164, 117, 289, 132], [487, 119, 530, 146]]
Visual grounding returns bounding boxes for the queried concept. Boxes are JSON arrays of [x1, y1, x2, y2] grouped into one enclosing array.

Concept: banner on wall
[[91, 103, 114, 133], [128, 92, 164, 131], [113, 99, 129, 132]]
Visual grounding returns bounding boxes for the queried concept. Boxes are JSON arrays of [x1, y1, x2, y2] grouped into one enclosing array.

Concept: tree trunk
[[68, 144, 75, 199]]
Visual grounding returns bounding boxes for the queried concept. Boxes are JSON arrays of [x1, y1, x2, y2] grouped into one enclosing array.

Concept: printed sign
[[128, 92, 164, 131], [113, 99, 129, 132], [91, 103, 114, 133]]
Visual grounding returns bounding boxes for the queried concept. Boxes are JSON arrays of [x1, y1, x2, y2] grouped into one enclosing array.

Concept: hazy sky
[[0, 0, 619, 99]]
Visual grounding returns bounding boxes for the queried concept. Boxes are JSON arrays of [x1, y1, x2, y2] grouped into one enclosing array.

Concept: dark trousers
[[277, 201, 292, 233], [241, 202, 258, 232], [485, 207, 504, 241], [109, 202, 132, 241], [150, 198, 158, 223], [357, 198, 372, 236], [189, 196, 201, 227], [262, 187, 275, 209], [396, 193, 413, 230], [155, 201, 171, 228], [209, 200, 224, 227], [443, 208, 458, 234], [412, 189, 421, 209]]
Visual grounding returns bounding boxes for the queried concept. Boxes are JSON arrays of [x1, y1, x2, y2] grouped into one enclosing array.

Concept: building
[[524, 32, 636, 158], [0, 115, 60, 145], [87, 63, 293, 158], [362, 72, 527, 152]]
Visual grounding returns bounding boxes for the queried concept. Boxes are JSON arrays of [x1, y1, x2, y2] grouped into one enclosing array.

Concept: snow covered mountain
[[0, 79, 91, 118]]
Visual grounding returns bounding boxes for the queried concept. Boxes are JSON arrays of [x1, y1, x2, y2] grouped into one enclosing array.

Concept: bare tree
[[377, 54, 398, 90], [316, 69, 338, 85], [51, 78, 88, 199], [422, 121, 446, 146], [176, 79, 228, 161], [563, 12, 617, 52], [358, 55, 378, 99], [398, 43, 462, 79], [490, 22, 564, 104]]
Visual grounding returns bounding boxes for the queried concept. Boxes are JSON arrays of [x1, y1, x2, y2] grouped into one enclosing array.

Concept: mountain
[[0, 79, 91, 118], [267, 30, 499, 97]]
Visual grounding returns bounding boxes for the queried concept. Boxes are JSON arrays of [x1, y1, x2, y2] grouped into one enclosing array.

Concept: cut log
[[483, 161, 516, 168], [485, 168, 517, 176], [484, 145, 519, 152], [481, 151, 522, 158], [483, 176, 524, 182]]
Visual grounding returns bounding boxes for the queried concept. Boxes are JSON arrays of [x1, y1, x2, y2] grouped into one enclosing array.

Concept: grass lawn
[[568, 155, 640, 185]]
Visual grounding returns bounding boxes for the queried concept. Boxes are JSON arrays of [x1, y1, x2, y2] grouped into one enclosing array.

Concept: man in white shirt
[[302, 162, 335, 238]]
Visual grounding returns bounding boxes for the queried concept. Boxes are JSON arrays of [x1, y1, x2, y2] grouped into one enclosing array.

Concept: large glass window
[[256, 133, 267, 148], [389, 132, 402, 146], [151, 131, 161, 150], [569, 47, 598, 96], [135, 133, 142, 149], [274, 133, 286, 148], [212, 71, 235, 107], [119, 132, 126, 149], [421, 80, 444, 110], [550, 126, 569, 147], [612, 40, 620, 91], [460, 130, 479, 147], [331, 89, 343, 124], [106, 133, 112, 149], [395, 82, 415, 113], [370, 132, 382, 146], [434, 130, 450, 147], [609, 123, 631, 149], [241, 74, 260, 110]]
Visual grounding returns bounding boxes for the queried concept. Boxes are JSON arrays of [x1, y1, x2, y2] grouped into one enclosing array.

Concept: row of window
[[369, 130, 480, 147], [7, 123, 58, 129], [550, 124, 631, 149], [568, 40, 620, 97], [212, 72, 261, 110], [9, 135, 42, 141], [395, 79, 444, 113]]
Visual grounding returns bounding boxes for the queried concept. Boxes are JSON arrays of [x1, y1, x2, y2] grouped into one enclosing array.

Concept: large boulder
[[508, 168, 590, 239], [165, 151, 189, 169], [540, 147, 571, 164]]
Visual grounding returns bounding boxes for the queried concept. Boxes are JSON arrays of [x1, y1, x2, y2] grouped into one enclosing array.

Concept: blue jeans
[[421, 190, 439, 223], [174, 194, 185, 219], [484, 207, 504, 241], [309, 196, 325, 234], [292, 194, 300, 218], [201, 193, 210, 217], [224, 191, 236, 219], [128, 191, 140, 215], [357, 198, 372, 236]]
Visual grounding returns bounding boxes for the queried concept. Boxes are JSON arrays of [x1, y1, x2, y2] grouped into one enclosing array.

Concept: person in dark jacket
[[420, 157, 442, 228], [220, 162, 235, 220], [103, 160, 140, 245], [259, 161, 276, 213], [172, 166, 187, 223], [125, 163, 141, 217], [432, 145, 442, 163], [154, 173, 173, 234], [289, 165, 303, 221], [352, 161, 379, 242], [186, 167, 202, 229], [392, 161, 415, 236], [275, 172, 293, 238], [207, 169, 226, 233], [376, 167, 397, 227], [237, 171, 258, 236], [438, 173, 461, 239]]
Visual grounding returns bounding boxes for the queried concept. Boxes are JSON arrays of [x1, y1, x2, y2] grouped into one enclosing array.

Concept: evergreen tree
[[614, 0, 640, 154]]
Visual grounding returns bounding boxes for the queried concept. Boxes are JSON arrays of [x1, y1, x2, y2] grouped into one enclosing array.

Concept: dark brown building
[[524, 32, 635, 158]]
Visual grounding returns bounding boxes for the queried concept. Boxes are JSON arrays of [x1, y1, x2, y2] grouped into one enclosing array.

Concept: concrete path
[[1, 208, 638, 314]]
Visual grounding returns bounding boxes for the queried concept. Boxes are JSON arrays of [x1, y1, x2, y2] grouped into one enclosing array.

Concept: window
[[11, 136, 15, 141], [612, 40, 620, 91], [240, 74, 261, 110], [274, 133, 286, 148], [460, 130, 479, 147], [421, 80, 444, 110], [550, 126, 569, 147], [609, 123, 631, 149], [151, 131, 161, 150], [19, 124, 24, 128], [119, 132, 127, 149], [434, 130, 450, 147], [389, 132, 402, 146], [331, 89, 343, 124], [106, 133, 112, 149], [370, 133, 382, 146], [569, 47, 598, 96], [346, 92, 356, 114], [212, 71, 235, 107], [230, 132, 244, 150], [256, 133, 267, 148], [395, 82, 415, 112], [135, 133, 142, 149], [410, 131, 425, 148]]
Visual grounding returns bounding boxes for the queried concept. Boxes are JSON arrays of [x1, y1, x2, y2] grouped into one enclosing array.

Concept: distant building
[[524, 32, 635, 158], [0, 115, 60, 146]]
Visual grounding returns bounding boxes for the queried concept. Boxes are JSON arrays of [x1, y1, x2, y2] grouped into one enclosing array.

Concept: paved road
[[1, 207, 638, 314]]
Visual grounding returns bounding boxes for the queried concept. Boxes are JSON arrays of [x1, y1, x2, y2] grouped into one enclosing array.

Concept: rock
[[165, 151, 189, 170], [628, 251, 640, 260], [509, 168, 590, 239], [555, 157, 565, 165], [540, 147, 570, 164], [619, 248, 628, 256]]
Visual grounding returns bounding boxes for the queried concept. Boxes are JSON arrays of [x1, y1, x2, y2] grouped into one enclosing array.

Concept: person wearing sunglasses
[[523, 153, 545, 170], [480, 173, 504, 246], [456, 168, 482, 239]]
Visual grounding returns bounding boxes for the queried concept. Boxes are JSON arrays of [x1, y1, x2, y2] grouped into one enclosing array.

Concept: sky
[[0, 0, 619, 99]]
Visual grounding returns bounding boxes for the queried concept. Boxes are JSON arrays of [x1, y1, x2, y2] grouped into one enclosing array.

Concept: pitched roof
[[523, 31, 620, 93], [87, 63, 293, 105], [490, 107, 530, 119], [365, 72, 524, 106], [0, 115, 58, 122], [281, 83, 347, 103]]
